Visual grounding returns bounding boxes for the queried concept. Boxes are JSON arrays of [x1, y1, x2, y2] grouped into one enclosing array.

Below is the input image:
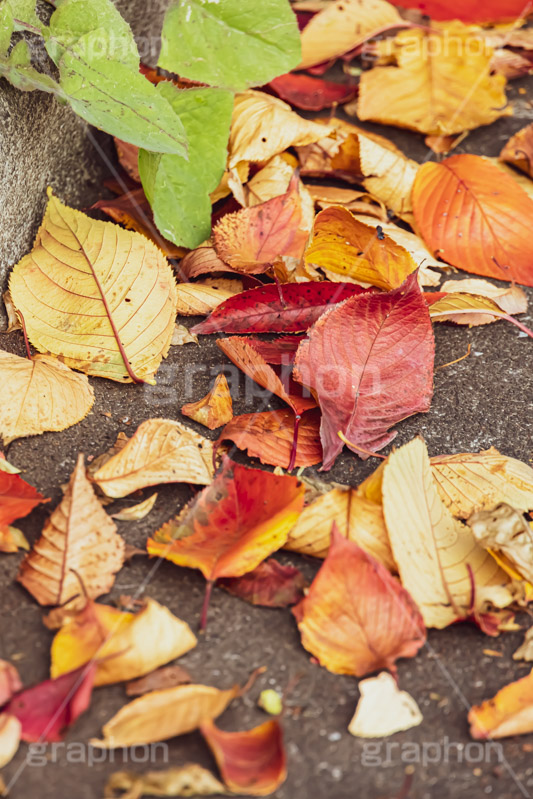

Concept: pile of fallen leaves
[[2, 0, 533, 795]]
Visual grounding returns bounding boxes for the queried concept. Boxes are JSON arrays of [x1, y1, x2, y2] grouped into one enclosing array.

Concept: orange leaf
[[213, 173, 310, 273], [469, 669, 533, 739], [200, 719, 287, 796], [292, 528, 426, 676], [500, 122, 533, 179], [0, 471, 48, 528], [147, 459, 305, 627], [181, 373, 233, 430], [412, 155, 533, 286]]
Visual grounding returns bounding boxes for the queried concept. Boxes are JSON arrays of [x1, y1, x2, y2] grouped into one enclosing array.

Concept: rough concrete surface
[[0, 13, 533, 799]]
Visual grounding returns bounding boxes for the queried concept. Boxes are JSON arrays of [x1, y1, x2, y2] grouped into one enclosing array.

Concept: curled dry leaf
[[298, 0, 403, 69], [427, 291, 512, 326], [181, 373, 233, 430], [468, 670, 533, 740], [92, 418, 214, 499], [126, 665, 192, 697], [294, 273, 435, 469], [2, 290, 22, 333], [292, 529, 426, 676], [9, 190, 177, 384], [6, 663, 96, 742], [201, 719, 287, 796], [436, 278, 528, 323], [50, 597, 197, 686], [500, 122, 533, 178], [0, 469, 47, 528], [0, 453, 21, 475], [348, 672, 423, 738], [179, 246, 232, 280], [213, 173, 310, 273], [112, 493, 158, 521], [0, 713, 21, 768], [18, 454, 124, 607], [228, 90, 329, 169], [218, 408, 322, 470], [91, 683, 239, 747], [171, 324, 198, 346], [269, 73, 356, 111], [413, 154, 533, 286], [468, 503, 533, 584], [308, 186, 388, 220], [219, 558, 306, 608], [382, 438, 515, 629], [358, 25, 509, 136], [176, 279, 244, 315], [0, 351, 94, 445], [305, 206, 417, 290], [0, 660, 23, 706], [105, 764, 228, 798], [388, 0, 532, 23], [0, 526, 30, 553]]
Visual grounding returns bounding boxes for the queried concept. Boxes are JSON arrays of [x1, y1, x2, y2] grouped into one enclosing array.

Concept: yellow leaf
[[348, 672, 423, 738], [469, 669, 533, 739], [0, 351, 94, 445], [9, 190, 177, 384], [111, 493, 158, 521], [440, 278, 528, 318], [92, 418, 214, 499], [50, 597, 197, 686], [171, 324, 198, 346], [105, 764, 228, 798], [308, 186, 388, 220], [18, 454, 125, 607], [91, 683, 239, 747], [0, 713, 21, 768], [357, 24, 510, 136], [181, 373, 233, 431], [382, 438, 514, 629], [0, 526, 29, 553], [176, 279, 243, 316]]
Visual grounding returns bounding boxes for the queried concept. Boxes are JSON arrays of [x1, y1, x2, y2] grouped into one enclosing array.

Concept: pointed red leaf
[[269, 74, 356, 111], [244, 337, 305, 365], [192, 282, 367, 335], [0, 471, 48, 528], [293, 272, 434, 469], [292, 528, 426, 676], [6, 664, 95, 742], [220, 558, 305, 607], [388, 0, 530, 23]]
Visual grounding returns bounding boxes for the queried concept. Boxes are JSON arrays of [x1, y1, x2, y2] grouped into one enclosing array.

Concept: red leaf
[[219, 558, 305, 607], [388, 0, 530, 22], [0, 471, 47, 528], [245, 337, 305, 365], [292, 528, 426, 676], [192, 282, 366, 335], [269, 74, 356, 111], [218, 408, 322, 469], [200, 719, 287, 795], [6, 664, 95, 742], [293, 273, 434, 469]]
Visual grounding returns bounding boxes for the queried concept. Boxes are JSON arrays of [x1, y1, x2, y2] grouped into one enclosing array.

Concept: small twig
[[436, 343, 472, 370]]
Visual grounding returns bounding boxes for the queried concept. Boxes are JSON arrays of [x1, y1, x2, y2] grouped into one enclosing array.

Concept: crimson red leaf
[[220, 558, 306, 607], [388, 0, 530, 22], [0, 471, 48, 528], [192, 283, 367, 335], [6, 664, 96, 742], [269, 74, 356, 111], [245, 337, 305, 365], [293, 272, 435, 469]]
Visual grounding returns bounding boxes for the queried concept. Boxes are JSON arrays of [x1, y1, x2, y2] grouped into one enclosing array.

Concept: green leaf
[[159, 0, 301, 91], [0, 39, 61, 93], [0, 0, 41, 55], [139, 83, 233, 249]]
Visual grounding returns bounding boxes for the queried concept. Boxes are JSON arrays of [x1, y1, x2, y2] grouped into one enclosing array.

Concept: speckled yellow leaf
[[92, 418, 214, 498], [0, 351, 94, 445], [382, 438, 514, 629], [176, 279, 243, 316], [9, 189, 177, 384]]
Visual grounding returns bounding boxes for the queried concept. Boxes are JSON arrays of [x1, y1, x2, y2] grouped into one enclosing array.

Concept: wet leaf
[[105, 764, 228, 798], [469, 670, 533, 739], [182, 374, 233, 430], [18, 454, 125, 607], [9, 190, 177, 383], [348, 672, 423, 737], [292, 529, 426, 676], [269, 73, 356, 110], [219, 558, 305, 607]]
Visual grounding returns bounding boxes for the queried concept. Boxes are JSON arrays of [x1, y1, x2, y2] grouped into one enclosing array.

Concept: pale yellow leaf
[[0, 351, 94, 445], [176, 279, 243, 316], [440, 278, 527, 317], [9, 189, 177, 383], [0, 714, 21, 768], [92, 418, 214, 498], [429, 292, 507, 326], [348, 672, 422, 738], [468, 503, 533, 584], [308, 186, 388, 221], [112, 493, 158, 521], [171, 325, 198, 346], [105, 764, 228, 798]]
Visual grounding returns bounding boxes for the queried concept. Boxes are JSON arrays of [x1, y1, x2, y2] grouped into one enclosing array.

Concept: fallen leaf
[[18, 454, 125, 607], [382, 438, 515, 629], [182, 373, 233, 430], [192, 282, 365, 336], [514, 628, 533, 662], [236, 337, 304, 365], [91, 683, 239, 747], [6, 663, 96, 742], [294, 273, 434, 469], [0, 526, 30, 553], [292, 529, 426, 676], [92, 418, 214, 499], [298, 0, 403, 69], [218, 408, 322, 470], [171, 324, 198, 347], [147, 459, 304, 626], [9, 189, 177, 383], [412, 154, 533, 286], [425, 133, 466, 155], [0, 351, 95, 444], [0, 661, 22, 706], [258, 689, 283, 716], [112, 493, 158, 521], [179, 246, 233, 280], [227, 90, 330, 169], [0, 714, 21, 768], [305, 206, 417, 289], [0, 452, 21, 475], [176, 278, 244, 316], [427, 291, 512, 326], [126, 665, 192, 697], [219, 558, 305, 607], [308, 186, 388, 220], [201, 719, 287, 796], [501, 122, 533, 178], [469, 670, 533, 739], [50, 597, 197, 686], [2, 290, 22, 333], [388, 0, 531, 23], [439, 279, 528, 319], [358, 25, 509, 136], [348, 672, 423, 737], [269, 73, 356, 110], [114, 137, 141, 182], [213, 173, 310, 273], [105, 764, 228, 798], [468, 503, 533, 584], [0, 469, 47, 528]]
